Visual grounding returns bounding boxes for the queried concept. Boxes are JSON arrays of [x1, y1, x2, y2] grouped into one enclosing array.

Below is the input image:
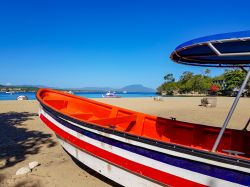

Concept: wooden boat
[[37, 88, 250, 187], [37, 31, 250, 186]]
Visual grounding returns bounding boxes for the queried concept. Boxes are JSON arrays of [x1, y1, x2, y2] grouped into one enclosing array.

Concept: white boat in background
[[102, 91, 121, 98], [6, 91, 15, 94], [67, 91, 74, 94], [17, 95, 28, 100], [123, 90, 128, 94]]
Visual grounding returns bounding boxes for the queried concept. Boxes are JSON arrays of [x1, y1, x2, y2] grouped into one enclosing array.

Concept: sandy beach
[[0, 97, 249, 187]]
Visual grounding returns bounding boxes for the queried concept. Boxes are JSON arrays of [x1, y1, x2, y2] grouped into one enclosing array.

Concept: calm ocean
[[0, 92, 157, 101]]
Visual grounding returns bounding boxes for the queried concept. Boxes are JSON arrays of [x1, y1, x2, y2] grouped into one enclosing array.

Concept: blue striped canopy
[[170, 30, 250, 67]]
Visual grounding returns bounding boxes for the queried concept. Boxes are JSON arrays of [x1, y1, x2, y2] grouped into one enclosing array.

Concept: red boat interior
[[37, 89, 250, 160]]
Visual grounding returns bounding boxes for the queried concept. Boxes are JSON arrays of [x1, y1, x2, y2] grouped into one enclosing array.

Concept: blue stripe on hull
[[45, 109, 250, 186]]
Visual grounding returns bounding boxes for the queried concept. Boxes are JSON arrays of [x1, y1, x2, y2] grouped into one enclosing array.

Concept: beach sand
[[0, 97, 249, 187]]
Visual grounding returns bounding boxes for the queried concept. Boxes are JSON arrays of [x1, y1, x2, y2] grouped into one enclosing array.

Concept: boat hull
[[39, 106, 250, 187], [57, 136, 162, 187]]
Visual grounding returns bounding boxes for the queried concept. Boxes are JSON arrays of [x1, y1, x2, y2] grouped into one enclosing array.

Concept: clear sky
[[1, 0, 250, 89]]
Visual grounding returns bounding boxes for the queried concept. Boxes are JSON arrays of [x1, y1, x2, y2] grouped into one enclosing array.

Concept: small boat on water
[[6, 91, 15, 95], [37, 31, 250, 186], [102, 91, 121, 98], [17, 95, 28, 100]]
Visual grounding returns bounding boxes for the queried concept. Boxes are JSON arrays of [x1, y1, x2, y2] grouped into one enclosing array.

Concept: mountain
[[118, 84, 155, 93], [79, 87, 114, 91], [80, 84, 155, 92]]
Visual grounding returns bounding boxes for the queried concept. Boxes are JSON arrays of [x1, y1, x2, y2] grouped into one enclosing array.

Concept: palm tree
[[164, 73, 175, 83], [204, 69, 211, 77]]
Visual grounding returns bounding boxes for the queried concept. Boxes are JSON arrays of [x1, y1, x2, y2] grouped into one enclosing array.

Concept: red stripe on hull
[[41, 113, 207, 187]]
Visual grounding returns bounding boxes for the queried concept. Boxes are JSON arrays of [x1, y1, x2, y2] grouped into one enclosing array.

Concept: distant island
[[0, 84, 156, 93], [0, 85, 39, 92]]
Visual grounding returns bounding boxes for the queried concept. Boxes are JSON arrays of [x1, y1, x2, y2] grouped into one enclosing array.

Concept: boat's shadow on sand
[[0, 112, 57, 169]]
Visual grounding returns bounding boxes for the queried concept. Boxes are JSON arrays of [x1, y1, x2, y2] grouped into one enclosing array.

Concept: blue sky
[[1, 0, 250, 89]]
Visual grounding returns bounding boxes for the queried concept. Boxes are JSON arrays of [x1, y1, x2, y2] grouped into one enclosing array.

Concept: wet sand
[[0, 97, 249, 186]]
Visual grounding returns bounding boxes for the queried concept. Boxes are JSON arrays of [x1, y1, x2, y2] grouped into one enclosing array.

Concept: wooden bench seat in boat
[[44, 99, 68, 110], [90, 115, 137, 131], [71, 113, 94, 120]]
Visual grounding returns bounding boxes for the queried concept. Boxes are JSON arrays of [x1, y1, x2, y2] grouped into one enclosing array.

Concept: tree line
[[157, 69, 249, 96], [0, 85, 39, 92]]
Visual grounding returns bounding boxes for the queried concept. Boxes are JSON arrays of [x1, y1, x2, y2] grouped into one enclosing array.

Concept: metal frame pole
[[212, 69, 250, 152]]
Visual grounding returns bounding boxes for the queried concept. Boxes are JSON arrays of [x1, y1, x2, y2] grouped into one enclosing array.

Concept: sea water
[[0, 92, 158, 101]]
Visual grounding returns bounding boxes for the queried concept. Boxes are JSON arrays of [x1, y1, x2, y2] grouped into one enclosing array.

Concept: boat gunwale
[[36, 89, 250, 169]]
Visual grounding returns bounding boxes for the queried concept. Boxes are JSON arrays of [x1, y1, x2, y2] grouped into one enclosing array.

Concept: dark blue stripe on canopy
[[176, 30, 250, 50], [170, 30, 250, 67]]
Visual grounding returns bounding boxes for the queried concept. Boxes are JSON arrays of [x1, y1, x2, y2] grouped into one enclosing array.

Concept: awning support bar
[[212, 69, 250, 152]]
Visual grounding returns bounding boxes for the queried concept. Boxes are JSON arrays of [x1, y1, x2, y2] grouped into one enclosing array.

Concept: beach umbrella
[[170, 30, 250, 152]]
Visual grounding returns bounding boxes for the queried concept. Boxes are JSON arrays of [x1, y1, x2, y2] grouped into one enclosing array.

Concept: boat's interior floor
[[39, 89, 250, 160]]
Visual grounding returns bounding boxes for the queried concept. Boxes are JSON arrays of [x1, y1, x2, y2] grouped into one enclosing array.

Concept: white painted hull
[[58, 137, 161, 187]]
